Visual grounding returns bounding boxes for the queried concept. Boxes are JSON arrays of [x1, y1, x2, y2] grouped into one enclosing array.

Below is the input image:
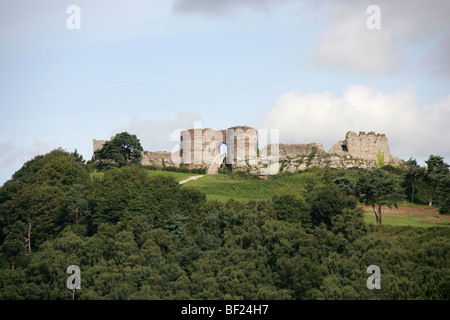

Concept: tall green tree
[[425, 155, 449, 206], [93, 132, 143, 170], [307, 184, 357, 228], [332, 176, 356, 195], [437, 174, 450, 214], [402, 158, 425, 203], [356, 168, 404, 224], [0, 221, 28, 270], [63, 184, 90, 225], [272, 194, 311, 228]]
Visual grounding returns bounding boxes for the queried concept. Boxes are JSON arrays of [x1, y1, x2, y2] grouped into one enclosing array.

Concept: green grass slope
[[183, 172, 320, 202], [183, 170, 449, 228]]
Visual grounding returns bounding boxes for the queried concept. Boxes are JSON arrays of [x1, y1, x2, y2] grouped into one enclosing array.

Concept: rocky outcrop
[[275, 153, 375, 174], [268, 131, 403, 174]]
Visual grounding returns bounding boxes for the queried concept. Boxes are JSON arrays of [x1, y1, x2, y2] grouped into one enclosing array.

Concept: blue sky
[[1, 0, 449, 185]]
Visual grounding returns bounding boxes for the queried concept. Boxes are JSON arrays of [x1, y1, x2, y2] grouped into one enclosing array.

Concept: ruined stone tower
[[225, 126, 258, 168], [328, 131, 395, 163], [179, 128, 226, 168], [179, 126, 258, 170]]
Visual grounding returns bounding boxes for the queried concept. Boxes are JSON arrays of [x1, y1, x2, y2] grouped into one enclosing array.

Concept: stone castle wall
[[93, 129, 403, 174], [141, 151, 178, 167], [261, 142, 325, 158]]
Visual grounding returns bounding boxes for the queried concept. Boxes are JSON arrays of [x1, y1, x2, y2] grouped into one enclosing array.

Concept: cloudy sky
[[1, 0, 449, 185]]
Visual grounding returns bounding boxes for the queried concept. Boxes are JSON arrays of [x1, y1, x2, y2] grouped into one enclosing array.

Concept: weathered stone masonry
[[93, 129, 403, 174]]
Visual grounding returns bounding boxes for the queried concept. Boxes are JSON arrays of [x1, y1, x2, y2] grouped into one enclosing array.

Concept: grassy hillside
[[182, 169, 450, 228], [91, 169, 200, 183], [363, 204, 450, 227], [91, 167, 449, 228], [184, 171, 321, 202]]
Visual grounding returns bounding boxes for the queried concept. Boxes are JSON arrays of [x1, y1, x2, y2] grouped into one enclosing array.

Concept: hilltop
[[94, 130, 404, 175], [0, 148, 449, 301]]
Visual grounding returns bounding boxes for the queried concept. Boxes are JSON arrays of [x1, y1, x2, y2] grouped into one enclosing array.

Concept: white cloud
[[260, 85, 450, 163], [313, 12, 403, 74], [312, 0, 450, 75], [173, 0, 450, 76]]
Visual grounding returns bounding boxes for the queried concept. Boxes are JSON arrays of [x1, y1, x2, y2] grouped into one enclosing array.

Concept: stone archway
[[219, 143, 227, 155]]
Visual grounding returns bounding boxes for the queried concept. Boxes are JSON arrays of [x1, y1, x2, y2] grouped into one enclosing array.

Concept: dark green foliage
[[11, 149, 89, 187], [425, 155, 449, 206], [307, 184, 357, 227], [272, 194, 311, 228], [0, 221, 29, 269], [88, 166, 181, 231], [402, 158, 426, 203], [93, 132, 143, 171], [0, 149, 89, 247], [195, 208, 235, 251], [63, 184, 90, 226], [332, 176, 356, 195], [165, 213, 189, 237], [293, 258, 324, 299], [437, 174, 450, 214], [0, 150, 449, 300], [331, 207, 368, 242]]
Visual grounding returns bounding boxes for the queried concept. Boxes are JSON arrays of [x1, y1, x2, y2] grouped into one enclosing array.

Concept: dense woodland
[[0, 145, 449, 300]]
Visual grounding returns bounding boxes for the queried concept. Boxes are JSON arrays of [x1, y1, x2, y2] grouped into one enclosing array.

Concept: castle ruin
[[93, 128, 403, 175], [178, 126, 258, 172]]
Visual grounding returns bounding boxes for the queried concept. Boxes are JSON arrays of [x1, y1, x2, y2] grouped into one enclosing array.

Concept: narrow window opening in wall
[[341, 144, 348, 152]]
